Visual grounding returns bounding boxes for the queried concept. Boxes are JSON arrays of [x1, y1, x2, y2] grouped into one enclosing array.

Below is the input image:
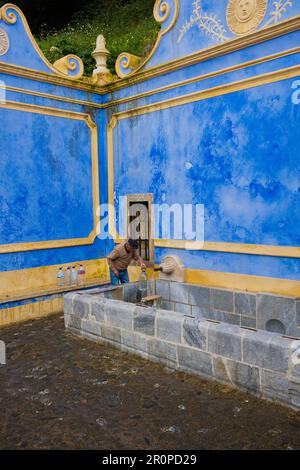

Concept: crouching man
[[107, 238, 146, 285]]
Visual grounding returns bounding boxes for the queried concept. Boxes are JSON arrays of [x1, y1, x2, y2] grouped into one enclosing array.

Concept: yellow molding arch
[[107, 63, 300, 259], [0, 100, 100, 254]]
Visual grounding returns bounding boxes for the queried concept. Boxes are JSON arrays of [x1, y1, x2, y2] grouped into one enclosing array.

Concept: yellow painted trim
[[112, 64, 300, 120], [0, 298, 64, 327], [0, 237, 95, 255], [107, 117, 118, 239], [0, 82, 104, 109], [88, 114, 101, 245], [108, 45, 300, 108], [154, 240, 300, 258], [0, 61, 101, 93], [0, 279, 106, 306], [0, 3, 84, 79], [115, 0, 179, 78], [108, 63, 300, 258], [126, 265, 300, 296], [0, 100, 100, 254], [0, 258, 109, 299], [3, 44, 300, 111], [185, 269, 300, 297]]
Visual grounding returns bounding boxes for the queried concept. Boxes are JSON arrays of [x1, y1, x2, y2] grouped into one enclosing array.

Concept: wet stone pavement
[[0, 313, 300, 450]]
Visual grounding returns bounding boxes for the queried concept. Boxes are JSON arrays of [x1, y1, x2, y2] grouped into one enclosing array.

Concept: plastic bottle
[[65, 266, 71, 286], [56, 267, 65, 287], [71, 266, 77, 286], [77, 264, 86, 286], [139, 267, 147, 282], [137, 267, 148, 302]]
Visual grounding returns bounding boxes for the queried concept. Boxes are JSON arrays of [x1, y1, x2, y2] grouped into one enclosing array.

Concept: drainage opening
[[265, 319, 286, 335]]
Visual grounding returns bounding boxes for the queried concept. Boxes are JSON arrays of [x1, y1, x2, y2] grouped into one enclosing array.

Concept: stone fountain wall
[[64, 283, 300, 410]]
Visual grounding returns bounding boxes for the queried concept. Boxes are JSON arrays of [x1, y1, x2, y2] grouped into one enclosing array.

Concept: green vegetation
[[37, 0, 160, 76]]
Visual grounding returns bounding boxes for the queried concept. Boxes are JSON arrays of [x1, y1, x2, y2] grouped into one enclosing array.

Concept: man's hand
[[113, 269, 119, 278]]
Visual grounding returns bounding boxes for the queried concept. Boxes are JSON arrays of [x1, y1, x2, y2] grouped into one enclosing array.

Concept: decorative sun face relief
[[0, 27, 9, 56], [227, 0, 268, 34], [178, 0, 294, 44]]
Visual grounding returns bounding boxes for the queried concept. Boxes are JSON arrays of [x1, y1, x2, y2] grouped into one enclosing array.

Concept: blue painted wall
[[115, 79, 300, 247], [0, 6, 111, 274], [0, 1, 299, 287], [109, 0, 300, 282], [112, 77, 300, 280], [1, 109, 94, 244]]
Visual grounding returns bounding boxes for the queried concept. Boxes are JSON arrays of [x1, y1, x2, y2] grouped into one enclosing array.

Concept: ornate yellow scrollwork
[[154, 0, 171, 24], [115, 0, 179, 79], [115, 53, 142, 79], [0, 4, 17, 24], [53, 54, 84, 80], [227, 0, 268, 35], [154, 0, 179, 34]]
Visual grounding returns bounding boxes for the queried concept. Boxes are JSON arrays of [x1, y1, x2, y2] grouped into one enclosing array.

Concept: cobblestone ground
[[0, 313, 300, 450]]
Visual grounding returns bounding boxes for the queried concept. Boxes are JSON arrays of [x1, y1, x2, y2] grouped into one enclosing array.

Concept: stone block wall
[[64, 288, 300, 410], [156, 281, 300, 338]]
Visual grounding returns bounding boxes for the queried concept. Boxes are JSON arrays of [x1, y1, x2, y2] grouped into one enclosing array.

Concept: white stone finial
[[92, 34, 111, 76], [96, 35, 108, 51]]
